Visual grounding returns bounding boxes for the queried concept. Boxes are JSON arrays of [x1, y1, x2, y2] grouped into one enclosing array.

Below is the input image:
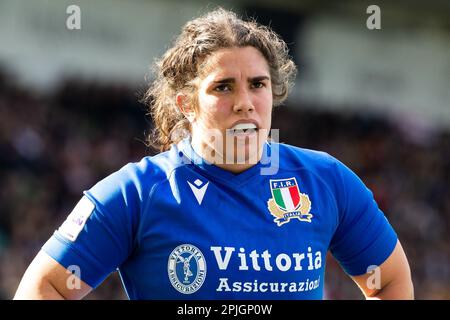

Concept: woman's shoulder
[[119, 146, 184, 185], [276, 142, 342, 172], [89, 146, 184, 197]]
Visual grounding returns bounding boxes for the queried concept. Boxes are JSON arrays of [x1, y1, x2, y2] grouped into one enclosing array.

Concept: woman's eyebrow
[[213, 77, 235, 84], [250, 76, 270, 82], [212, 75, 270, 84]]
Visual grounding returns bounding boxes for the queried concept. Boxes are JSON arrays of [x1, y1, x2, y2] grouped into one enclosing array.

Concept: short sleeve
[[329, 159, 397, 276], [42, 164, 141, 288]]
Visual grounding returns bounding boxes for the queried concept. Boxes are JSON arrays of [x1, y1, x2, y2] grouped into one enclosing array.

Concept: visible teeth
[[230, 123, 257, 131]]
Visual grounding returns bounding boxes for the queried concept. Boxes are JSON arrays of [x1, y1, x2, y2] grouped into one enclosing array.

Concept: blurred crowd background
[[0, 0, 449, 299], [1, 69, 449, 299]]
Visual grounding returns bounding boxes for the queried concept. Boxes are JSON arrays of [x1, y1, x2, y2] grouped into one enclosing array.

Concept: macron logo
[[188, 179, 209, 205]]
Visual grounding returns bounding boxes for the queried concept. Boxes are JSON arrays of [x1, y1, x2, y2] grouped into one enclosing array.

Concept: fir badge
[[267, 178, 313, 226], [168, 244, 207, 294]]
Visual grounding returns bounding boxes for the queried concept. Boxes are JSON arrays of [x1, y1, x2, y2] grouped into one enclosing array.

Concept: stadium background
[[0, 0, 449, 299]]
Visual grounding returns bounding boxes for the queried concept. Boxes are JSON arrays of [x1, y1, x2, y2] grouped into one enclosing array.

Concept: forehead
[[199, 46, 270, 80]]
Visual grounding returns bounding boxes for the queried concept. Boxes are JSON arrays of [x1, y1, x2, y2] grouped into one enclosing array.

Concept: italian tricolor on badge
[[267, 177, 313, 226]]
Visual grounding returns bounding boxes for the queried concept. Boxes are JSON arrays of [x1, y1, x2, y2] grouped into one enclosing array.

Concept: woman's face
[[187, 46, 273, 167]]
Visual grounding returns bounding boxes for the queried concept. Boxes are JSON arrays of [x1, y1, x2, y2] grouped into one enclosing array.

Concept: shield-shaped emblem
[[270, 178, 301, 212]]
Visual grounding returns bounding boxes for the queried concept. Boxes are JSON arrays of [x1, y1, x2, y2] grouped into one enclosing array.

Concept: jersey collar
[[176, 137, 274, 186]]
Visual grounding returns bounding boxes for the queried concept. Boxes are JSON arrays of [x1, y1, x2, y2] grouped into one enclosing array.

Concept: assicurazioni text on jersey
[[43, 138, 397, 299]]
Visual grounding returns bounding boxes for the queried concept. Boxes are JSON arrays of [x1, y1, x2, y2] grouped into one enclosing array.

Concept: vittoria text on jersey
[[43, 138, 397, 299]]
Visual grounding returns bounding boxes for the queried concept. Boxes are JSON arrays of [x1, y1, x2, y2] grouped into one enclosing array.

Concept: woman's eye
[[214, 84, 232, 92], [251, 81, 265, 89]]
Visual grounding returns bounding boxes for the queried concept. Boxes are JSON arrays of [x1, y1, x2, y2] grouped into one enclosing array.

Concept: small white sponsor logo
[[59, 196, 95, 241], [187, 179, 209, 205]]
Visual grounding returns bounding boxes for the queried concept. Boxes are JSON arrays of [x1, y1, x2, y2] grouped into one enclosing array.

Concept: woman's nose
[[233, 87, 254, 113]]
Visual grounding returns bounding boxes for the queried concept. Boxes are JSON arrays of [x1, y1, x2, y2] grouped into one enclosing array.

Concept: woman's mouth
[[227, 123, 258, 137]]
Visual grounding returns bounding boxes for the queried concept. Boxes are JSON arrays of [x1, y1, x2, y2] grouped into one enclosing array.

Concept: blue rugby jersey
[[42, 137, 397, 299]]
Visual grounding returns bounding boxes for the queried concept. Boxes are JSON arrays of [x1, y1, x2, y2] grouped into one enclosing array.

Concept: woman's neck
[[190, 135, 264, 174]]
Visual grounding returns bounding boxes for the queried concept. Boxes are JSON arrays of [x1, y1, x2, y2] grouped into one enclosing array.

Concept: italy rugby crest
[[267, 178, 313, 226]]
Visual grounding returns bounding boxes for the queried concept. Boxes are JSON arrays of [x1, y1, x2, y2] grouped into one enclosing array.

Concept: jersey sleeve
[[329, 159, 398, 276], [42, 163, 143, 288]]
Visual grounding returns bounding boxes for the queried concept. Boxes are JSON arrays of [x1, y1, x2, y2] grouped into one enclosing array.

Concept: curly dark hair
[[143, 7, 297, 151]]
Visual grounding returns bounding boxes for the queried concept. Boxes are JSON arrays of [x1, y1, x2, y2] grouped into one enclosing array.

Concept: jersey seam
[[83, 192, 132, 265], [137, 164, 180, 247]]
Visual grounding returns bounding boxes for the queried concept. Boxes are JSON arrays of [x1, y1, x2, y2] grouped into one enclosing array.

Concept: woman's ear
[[176, 93, 196, 123]]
